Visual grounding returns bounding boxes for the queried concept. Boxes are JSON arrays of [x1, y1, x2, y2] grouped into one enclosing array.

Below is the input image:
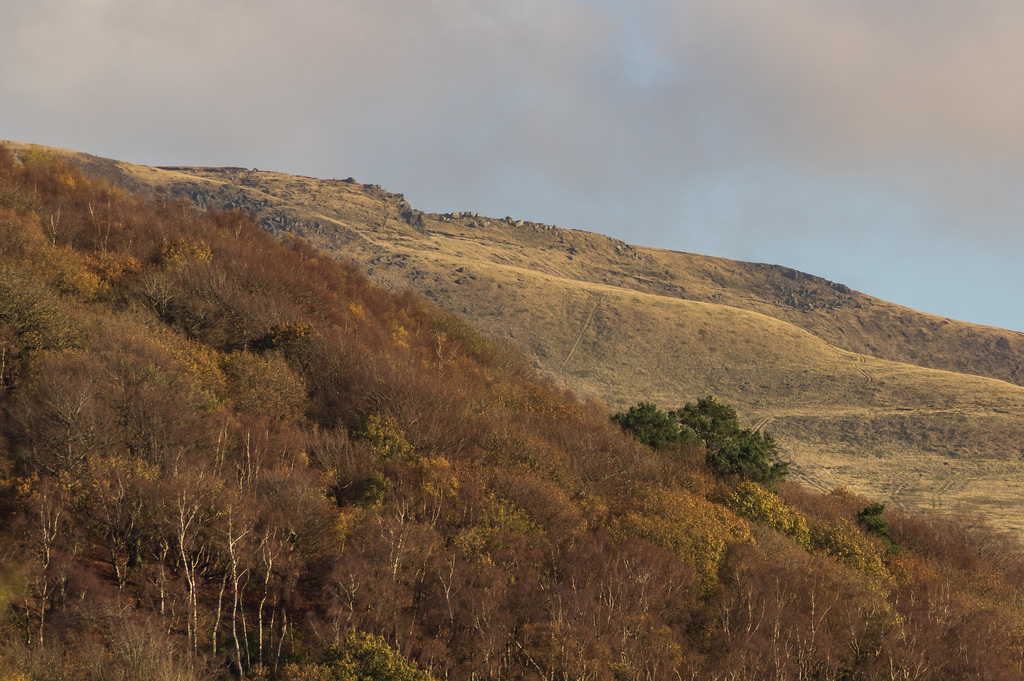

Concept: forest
[[0, 143, 1023, 680]]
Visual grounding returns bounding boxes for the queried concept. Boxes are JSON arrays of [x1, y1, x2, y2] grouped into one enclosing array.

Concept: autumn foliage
[[0, 144, 1023, 680]]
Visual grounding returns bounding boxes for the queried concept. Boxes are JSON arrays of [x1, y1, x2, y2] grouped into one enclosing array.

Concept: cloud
[[8, 1, 1024, 160], [645, 1, 1024, 237], [660, 1, 1024, 159], [3, 0, 1023, 278]]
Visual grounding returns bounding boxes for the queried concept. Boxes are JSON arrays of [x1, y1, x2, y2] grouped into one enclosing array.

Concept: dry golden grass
[[10, 139, 1024, 534]]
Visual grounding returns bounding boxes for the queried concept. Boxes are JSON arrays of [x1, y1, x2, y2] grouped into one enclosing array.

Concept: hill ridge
[[5, 139, 1024, 533]]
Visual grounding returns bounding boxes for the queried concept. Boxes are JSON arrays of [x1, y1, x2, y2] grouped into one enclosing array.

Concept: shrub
[[614, 488, 749, 595], [155, 237, 212, 268], [327, 631, 436, 681], [857, 502, 888, 538], [280, 632, 435, 681], [353, 414, 415, 461], [726, 481, 810, 548], [809, 518, 888, 579], [220, 350, 307, 421], [361, 470, 392, 508], [251, 320, 320, 359]]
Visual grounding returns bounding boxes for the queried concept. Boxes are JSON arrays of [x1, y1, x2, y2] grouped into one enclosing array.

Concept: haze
[[4, 0, 1023, 330]]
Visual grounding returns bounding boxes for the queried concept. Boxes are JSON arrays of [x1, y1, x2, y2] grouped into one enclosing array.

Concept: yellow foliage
[[157, 237, 213, 268], [83, 250, 143, 284], [809, 518, 889, 581], [391, 324, 410, 348], [168, 337, 227, 409], [354, 413, 415, 461], [0, 209, 45, 255], [454, 526, 492, 563], [884, 551, 934, 585], [454, 493, 542, 562], [727, 481, 811, 549], [485, 493, 542, 538], [614, 488, 749, 595], [420, 455, 458, 502], [577, 494, 608, 529], [279, 663, 332, 681], [0, 668, 29, 681], [258, 320, 320, 353], [27, 245, 104, 300], [13, 471, 38, 501], [415, 455, 459, 526], [88, 454, 159, 484], [20, 148, 61, 172], [336, 507, 362, 552]]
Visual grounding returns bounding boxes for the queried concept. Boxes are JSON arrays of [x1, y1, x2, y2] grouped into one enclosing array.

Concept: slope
[[6, 140, 1024, 534], [5, 142, 1024, 681]]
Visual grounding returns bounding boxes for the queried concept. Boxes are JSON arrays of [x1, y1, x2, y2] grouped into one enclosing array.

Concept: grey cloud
[[660, 1, 1024, 159], [4, 0, 1024, 327], [9, 1, 1024, 169], [641, 1, 1024, 237]]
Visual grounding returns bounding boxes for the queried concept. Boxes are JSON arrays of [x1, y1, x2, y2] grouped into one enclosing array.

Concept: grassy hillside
[[4, 144, 1024, 679], [9, 141, 1023, 535]]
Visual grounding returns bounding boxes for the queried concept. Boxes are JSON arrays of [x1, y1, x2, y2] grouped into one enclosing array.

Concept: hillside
[[4, 143, 1024, 679], [9, 141, 1024, 534]]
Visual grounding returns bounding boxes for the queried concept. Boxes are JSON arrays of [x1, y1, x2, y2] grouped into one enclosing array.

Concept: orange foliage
[[2, 143, 1024, 680]]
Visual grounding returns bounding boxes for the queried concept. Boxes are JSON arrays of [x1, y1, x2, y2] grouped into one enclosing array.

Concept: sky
[[3, 0, 1024, 331]]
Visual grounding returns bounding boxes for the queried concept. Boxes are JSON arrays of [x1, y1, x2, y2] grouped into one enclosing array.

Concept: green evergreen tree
[[673, 396, 788, 484], [611, 402, 682, 449]]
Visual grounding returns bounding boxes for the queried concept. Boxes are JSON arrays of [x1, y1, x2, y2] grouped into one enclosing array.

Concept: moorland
[[1, 142, 1024, 679], [12, 141, 1024, 534]]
